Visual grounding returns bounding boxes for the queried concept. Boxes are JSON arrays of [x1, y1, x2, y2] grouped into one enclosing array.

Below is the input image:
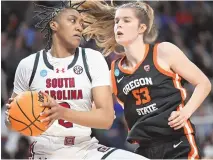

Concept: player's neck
[[50, 40, 76, 58], [124, 39, 146, 68]]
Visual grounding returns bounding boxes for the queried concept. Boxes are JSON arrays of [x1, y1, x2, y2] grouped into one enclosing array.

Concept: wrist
[[182, 105, 193, 118], [59, 106, 67, 120]]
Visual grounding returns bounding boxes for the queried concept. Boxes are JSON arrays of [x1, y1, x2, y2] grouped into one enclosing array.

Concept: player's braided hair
[[33, 1, 89, 51]]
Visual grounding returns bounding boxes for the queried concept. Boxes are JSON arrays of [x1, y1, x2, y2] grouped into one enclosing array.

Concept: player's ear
[[49, 20, 58, 32], [138, 23, 147, 34]]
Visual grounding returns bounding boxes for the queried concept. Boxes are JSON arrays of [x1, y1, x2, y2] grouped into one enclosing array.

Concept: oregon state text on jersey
[[111, 44, 196, 145]]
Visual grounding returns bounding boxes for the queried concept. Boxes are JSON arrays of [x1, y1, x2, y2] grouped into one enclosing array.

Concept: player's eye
[[123, 18, 130, 23], [114, 19, 119, 24], [80, 22, 84, 27], [124, 20, 130, 23], [68, 18, 76, 23]]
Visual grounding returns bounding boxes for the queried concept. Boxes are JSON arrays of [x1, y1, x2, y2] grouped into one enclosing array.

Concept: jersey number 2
[[132, 87, 151, 105], [58, 102, 73, 128]]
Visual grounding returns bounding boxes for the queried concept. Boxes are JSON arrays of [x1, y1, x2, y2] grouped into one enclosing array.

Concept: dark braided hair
[[33, 1, 89, 51]]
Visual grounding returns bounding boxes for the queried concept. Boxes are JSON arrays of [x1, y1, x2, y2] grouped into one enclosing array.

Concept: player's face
[[114, 8, 141, 46], [53, 9, 84, 48]]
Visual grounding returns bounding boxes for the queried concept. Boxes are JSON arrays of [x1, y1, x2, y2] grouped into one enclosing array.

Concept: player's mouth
[[116, 31, 124, 36], [73, 34, 81, 38]]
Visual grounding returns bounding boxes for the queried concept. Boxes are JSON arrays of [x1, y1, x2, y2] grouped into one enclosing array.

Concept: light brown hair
[[79, 1, 158, 56]]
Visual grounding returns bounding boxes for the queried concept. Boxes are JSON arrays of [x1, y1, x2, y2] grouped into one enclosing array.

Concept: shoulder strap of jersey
[[111, 59, 119, 96], [111, 59, 125, 106], [146, 43, 155, 61], [29, 51, 40, 87], [82, 48, 92, 83]]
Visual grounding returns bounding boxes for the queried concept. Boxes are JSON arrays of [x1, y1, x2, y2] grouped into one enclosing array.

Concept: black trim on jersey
[[43, 50, 53, 70], [101, 148, 117, 159], [42, 48, 79, 70], [29, 52, 40, 87], [82, 48, 92, 83], [68, 48, 79, 69]]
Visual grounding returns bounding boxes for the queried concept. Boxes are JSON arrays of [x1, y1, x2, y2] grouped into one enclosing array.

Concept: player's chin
[[115, 39, 130, 47], [69, 38, 81, 48]]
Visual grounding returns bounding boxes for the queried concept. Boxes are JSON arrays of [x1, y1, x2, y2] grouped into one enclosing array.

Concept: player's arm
[[59, 86, 113, 129], [11, 93, 18, 98], [42, 86, 114, 129], [65, 51, 114, 129], [91, 70, 119, 116], [41, 50, 114, 129], [158, 42, 212, 129], [5, 58, 31, 128]]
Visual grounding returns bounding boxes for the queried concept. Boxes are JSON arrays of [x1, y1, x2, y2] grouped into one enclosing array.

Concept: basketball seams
[[9, 115, 33, 136], [16, 99, 46, 133], [10, 91, 49, 136], [11, 106, 46, 135], [17, 113, 45, 133]]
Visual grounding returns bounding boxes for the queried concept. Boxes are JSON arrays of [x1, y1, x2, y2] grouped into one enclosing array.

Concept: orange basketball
[[8, 91, 50, 136]]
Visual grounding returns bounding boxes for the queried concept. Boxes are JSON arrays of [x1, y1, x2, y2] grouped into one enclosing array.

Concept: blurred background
[[1, 1, 213, 159]]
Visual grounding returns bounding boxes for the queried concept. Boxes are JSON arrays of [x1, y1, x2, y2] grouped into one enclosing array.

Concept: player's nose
[[75, 23, 83, 32]]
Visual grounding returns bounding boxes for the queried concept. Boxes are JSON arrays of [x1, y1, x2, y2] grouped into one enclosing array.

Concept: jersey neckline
[[42, 48, 79, 70], [118, 44, 150, 74]]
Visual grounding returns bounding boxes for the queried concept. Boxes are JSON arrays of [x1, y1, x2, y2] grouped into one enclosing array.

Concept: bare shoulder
[[158, 41, 176, 47], [157, 42, 183, 57], [156, 42, 185, 66]]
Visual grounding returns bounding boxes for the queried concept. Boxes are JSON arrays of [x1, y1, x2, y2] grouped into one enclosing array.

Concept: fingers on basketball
[[8, 91, 50, 136]]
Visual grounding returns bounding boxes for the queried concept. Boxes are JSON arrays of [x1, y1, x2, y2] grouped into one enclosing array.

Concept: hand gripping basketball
[[7, 91, 50, 136], [5, 98, 14, 128], [40, 92, 66, 128]]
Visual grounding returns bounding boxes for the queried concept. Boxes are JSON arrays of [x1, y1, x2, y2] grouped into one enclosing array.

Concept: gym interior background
[[1, 1, 213, 159]]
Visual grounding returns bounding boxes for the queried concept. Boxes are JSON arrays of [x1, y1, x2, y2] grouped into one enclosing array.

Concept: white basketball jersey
[[30, 48, 92, 137], [13, 47, 110, 138]]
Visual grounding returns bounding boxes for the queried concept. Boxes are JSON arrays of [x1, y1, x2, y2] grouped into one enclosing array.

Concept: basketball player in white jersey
[[5, 1, 148, 159]]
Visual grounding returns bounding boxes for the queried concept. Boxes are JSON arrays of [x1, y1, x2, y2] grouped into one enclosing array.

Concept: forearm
[[184, 80, 211, 116], [61, 107, 114, 129]]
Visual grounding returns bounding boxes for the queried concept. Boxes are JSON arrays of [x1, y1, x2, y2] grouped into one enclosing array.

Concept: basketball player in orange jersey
[[79, 1, 212, 159], [5, 1, 148, 160]]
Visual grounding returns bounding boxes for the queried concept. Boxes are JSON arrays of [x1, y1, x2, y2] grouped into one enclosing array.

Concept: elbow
[[105, 117, 114, 129], [103, 112, 114, 129], [204, 78, 212, 94]]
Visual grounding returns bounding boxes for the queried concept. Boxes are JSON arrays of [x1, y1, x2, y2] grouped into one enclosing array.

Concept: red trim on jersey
[[28, 141, 37, 160], [118, 44, 149, 74], [153, 43, 176, 79], [174, 80, 199, 160], [111, 60, 118, 96]]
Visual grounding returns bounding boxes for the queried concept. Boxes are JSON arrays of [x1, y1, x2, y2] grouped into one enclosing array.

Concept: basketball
[[8, 91, 50, 136]]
